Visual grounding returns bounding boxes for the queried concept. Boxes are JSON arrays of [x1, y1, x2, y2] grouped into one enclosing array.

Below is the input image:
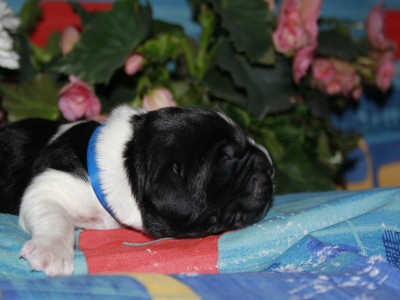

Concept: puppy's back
[[0, 119, 59, 214]]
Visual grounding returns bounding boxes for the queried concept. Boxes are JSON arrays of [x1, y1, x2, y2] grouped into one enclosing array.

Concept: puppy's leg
[[19, 199, 75, 277], [18, 170, 86, 277]]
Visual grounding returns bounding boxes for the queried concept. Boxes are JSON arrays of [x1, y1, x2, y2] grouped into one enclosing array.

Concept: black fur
[[0, 120, 99, 214], [32, 121, 100, 179], [0, 119, 58, 214], [125, 107, 274, 238]]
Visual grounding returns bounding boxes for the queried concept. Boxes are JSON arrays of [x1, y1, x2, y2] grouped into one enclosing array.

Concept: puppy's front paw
[[20, 238, 74, 277]]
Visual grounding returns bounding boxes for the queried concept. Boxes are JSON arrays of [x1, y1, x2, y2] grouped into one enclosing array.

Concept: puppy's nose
[[247, 169, 274, 217], [251, 167, 273, 194]]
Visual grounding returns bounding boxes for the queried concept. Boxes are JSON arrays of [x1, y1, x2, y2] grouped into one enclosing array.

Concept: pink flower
[[375, 52, 397, 92], [311, 59, 342, 95], [58, 76, 101, 121], [299, 0, 322, 47], [292, 46, 315, 84], [312, 59, 335, 83], [273, 0, 304, 55], [273, 0, 322, 55], [142, 88, 176, 111], [60, 26, 80, 55], [333, 60, 361, 96], [366, 3, 395, 51], [273, 0, 322, 83], [311, 58, 362, 99], [124, 54, 144, 76]]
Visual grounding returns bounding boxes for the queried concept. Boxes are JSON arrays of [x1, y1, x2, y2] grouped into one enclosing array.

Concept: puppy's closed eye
[[171, 162, 184, 179], [218, 144, 238, 162]]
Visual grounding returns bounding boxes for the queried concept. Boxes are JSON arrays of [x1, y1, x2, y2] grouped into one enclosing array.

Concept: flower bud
[[142, 88, 176, 111], [124, 54, 144, 76], [60, 26, 80, 55]]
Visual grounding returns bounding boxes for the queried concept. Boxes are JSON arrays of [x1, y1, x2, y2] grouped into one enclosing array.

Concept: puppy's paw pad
[[20, 239, 74, 277]]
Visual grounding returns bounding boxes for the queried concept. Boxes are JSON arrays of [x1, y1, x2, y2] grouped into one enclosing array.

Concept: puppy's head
[[125, 107, 274, 238]]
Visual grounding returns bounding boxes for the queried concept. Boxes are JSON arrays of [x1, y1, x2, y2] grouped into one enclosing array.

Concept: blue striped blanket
[[1, 187, 400, 299]]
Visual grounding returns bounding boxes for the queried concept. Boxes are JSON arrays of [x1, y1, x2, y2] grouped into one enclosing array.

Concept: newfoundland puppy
[[0, 105, 274, 276]]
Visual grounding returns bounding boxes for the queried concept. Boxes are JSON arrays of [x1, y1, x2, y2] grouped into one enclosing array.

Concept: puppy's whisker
[[123, 237, 173, 247]]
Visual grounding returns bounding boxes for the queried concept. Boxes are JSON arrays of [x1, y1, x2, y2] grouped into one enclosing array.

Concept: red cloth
[[385, 10, 400, 59], [30, 2, 112, 47], [79, 228, 220, 274]]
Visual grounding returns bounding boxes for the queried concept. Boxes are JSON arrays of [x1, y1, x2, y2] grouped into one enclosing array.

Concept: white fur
[[20, 236, 74, 276], [96, 105, 143, 229], [217, 111, 236, 128], [19, 169, 121, 276], [19, 105, 144, 276]]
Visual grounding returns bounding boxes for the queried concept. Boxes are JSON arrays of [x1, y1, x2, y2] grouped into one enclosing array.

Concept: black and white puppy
[[0, 105, 274, 276]]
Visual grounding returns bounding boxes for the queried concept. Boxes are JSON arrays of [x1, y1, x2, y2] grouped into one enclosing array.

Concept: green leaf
[[317, 131, 332, 162], [69, 2, 96, 27], [257, 128, 286, 163], [96, 69, 139, 112], [210, 41, 294, 118], [317, 30, 366, 61], [14, 34, 37, 82], [203, 66, 248, 105], [31, 32, 62, 66], [43, 32, 62, 62], [303, 87, 331, 118], [1, 74, 59, 121], [19, 0, 41, 35], [54, 0, 152, 84], [209, 0, 274, 64], [151, 19, 184, 36], [140, 63, 171, 91], [275, 144, 336, 194], [217, 101, 254, 129], [137, 34, 182, 63]]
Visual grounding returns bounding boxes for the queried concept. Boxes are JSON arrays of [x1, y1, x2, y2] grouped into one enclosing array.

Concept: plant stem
[[194, 4, 216, 79], [181, 4, 216, 80], [180, 36, 196, 77]]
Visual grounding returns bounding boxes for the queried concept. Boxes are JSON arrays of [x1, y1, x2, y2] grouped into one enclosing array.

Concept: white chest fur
[[19, 169, 122, 232]]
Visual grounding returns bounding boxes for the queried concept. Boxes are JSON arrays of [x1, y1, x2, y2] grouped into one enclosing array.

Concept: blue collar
[[87, 125, 117, 219]]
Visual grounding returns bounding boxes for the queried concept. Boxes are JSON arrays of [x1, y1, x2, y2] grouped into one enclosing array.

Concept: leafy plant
[[0, 0, 396, 194], [54, 0, 152, 84]]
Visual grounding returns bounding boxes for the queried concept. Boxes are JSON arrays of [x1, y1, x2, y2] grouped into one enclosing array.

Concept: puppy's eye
[[172, 163, 179, 174], [172, 163, 184, 178], [219, 144, 235, 161], [220, 154, 232, 161]]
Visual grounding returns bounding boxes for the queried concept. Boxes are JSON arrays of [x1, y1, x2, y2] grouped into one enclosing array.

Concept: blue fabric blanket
[[1, 187, 400, 299]]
